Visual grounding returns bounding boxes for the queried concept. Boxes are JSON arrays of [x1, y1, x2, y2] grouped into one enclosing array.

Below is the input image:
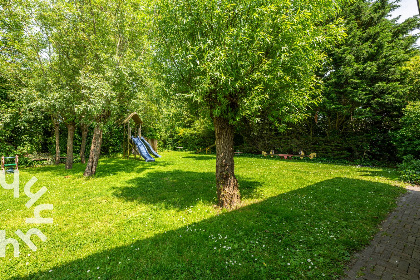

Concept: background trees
[[0, 0, 55, 157], [1, 0, 151, 174], [315, 0, 420, 162], [1, 0, 420, 189], [236, 0, 420, 164]]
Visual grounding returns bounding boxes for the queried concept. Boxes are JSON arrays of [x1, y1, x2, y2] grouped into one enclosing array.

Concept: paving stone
[[397, 260, 410, 273], [408, 266, 420, 277], [389, 255, 399, 265], [375, 245, 386, 253], [372, 265, 385, 276], [403, 245, 414, 255], [380, 273, 395, 280], [407, 236, 416, 243]]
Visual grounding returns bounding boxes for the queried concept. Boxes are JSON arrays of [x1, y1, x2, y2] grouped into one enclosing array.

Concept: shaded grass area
[[0, 152, 405, 279]]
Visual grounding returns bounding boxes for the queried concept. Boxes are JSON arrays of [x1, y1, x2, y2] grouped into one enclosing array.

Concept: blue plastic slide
[[131, 136, 155, 162], [140, 137, 161, 158]]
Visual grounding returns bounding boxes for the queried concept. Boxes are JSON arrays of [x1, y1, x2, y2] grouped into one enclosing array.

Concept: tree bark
[[65, 122, 76, 169], [80, 123, 88, 164], [83, 124, 103, 177], [417, 0, 420, 15], [54, 118, 60, 165], [214, 117, 240, 209]]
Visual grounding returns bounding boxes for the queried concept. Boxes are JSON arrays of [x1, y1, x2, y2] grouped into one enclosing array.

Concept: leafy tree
[[313, 0, 420, 161], [54, 0, 150, 176], [153, 0, 347, 208], [2, 0, 150, 174]]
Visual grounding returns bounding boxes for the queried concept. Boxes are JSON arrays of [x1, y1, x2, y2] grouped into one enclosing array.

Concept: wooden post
[[417, 0, 420, 15], [127, 123, 131, 158], [151, 139, 158, 153], [123, 123, 126, 158]]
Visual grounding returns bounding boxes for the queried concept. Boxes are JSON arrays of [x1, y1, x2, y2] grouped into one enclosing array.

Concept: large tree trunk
[[214, 117, 240, 209], [65, 122, 76, 169], [80, 123, 88, 164], [83, 125, 103, 177], [53, 118, 60, 165]]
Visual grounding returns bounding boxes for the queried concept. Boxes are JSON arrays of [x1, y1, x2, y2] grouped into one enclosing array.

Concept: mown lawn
[[0, 152, 405, 279]]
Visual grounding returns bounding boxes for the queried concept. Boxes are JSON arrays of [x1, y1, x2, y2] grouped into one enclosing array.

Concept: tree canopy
[[154, 0, 348, 125]]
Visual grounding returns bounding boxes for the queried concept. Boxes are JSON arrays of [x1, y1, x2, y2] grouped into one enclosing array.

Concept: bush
[[398, 155, 420, 185], [393, 101, 420, 159], [172, 119, 215, 151]]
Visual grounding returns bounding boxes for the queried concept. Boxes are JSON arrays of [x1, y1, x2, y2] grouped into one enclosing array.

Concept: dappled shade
[[113, 170, 262, 210]]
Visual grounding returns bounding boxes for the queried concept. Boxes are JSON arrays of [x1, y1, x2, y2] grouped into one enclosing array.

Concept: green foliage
[[403, 55, 420, 101], [398, 155, 420, 184], [37, 0, 149, 125], [0, 74, 54, 157], [153, 0, 348, 126], [156, 93, 214, 150], [393, 101, 420, 158], [238, 0, 420, 163], [1, 0, 153, 169], [174, 118, 215, 151], [312, 0, 420, 162], [0, 153, 404, 279]]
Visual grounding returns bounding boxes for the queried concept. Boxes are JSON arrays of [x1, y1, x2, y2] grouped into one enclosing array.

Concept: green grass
[[0, 151, 405, 279]]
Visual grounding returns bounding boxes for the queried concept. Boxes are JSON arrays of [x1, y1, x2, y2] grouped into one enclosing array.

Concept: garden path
[[342, 185, 420, 280]]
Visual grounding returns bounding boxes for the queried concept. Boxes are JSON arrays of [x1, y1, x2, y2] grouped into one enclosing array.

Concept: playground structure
[[196, 143, 216, 154], [1, 155, 18, 173], [123, 112, 161, 162]]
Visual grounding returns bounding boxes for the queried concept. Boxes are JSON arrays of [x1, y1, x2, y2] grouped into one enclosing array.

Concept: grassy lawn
[[0, 151, 405, 279]]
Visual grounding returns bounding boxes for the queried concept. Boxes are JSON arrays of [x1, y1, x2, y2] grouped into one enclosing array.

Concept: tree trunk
[[65, 122, 76, 169], [83, 125, 103, 177], [54, 119, 60, 165], [80, 123, 88, 164], [214, 117, 240, 209]]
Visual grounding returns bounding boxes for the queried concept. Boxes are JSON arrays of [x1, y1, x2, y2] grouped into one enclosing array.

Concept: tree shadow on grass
[[23, 157, 169, 178], [356, 169, 400, 181], [182, 155, 216, 161], [11, 178, 405, 280], [93, 158, 170, 178], [113, 170, 262, 209]]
